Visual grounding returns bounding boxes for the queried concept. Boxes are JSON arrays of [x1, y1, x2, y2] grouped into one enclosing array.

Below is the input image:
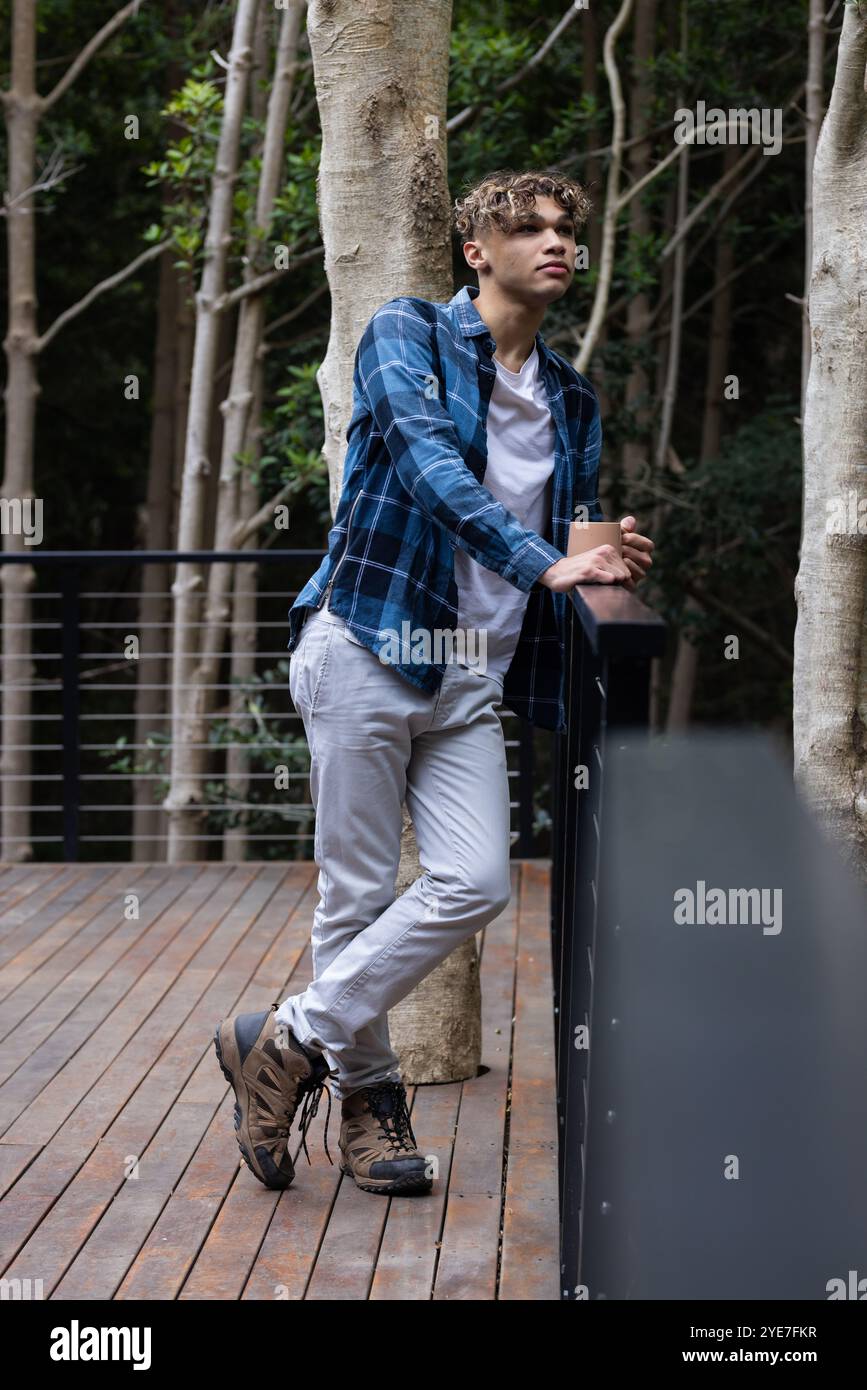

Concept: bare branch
[[42, 0, 147, 113], [660, 143, 761, 260], [571, 0, 634, 374], [36, 238, 169, 351], [617, 81, 807, 215], [264, 278, 329, 338], [212, 277, 330, 385], [558, 118, 676, 168], [230, 482, 294, 547], [1, 144, 81, 215], [683, 580, 793, 668], [652, 239, 790, 339], [447, 2, 584, 134], [682, 150, 770, 266], [215, 244, 324, 312]]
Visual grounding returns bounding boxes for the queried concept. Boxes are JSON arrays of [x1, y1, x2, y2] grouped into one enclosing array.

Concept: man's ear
[[463, 238, 484, 270]]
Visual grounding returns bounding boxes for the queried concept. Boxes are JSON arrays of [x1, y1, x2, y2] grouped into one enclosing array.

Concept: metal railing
[[550, 582, 667, 1299], [0, 550, 539, 860]]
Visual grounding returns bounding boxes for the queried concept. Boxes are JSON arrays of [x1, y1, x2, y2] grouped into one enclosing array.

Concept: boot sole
[[339, 1160, 432, 1196], [214, 1021, 295, 1190]]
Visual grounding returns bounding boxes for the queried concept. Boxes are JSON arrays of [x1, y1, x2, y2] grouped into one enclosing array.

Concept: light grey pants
[[276, 601, 512, 1102]]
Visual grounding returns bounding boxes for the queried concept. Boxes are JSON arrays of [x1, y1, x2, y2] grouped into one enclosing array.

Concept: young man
[[214, 169, 654, 1198]]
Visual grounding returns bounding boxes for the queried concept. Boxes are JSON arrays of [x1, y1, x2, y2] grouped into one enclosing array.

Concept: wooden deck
[[0, 859, 559, 1300]]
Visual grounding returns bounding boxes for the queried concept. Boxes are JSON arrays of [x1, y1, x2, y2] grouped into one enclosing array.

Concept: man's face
[[463, 194, 577, 304]]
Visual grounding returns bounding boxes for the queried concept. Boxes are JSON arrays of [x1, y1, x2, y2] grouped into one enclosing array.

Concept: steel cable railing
[[0, 551, 539, 860]]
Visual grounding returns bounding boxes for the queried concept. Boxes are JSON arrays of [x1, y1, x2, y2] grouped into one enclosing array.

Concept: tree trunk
[[653, 1, 689, 730], [188, 0, 305, 866], [132, 246, 179, 860], [222, 1, 281, 863], [306, 0, 475, 1086], [386, 805, 481, 1082], [0, 0, 40, 861], [621, 0, 658, 485], [581, 4, 612, 422], [648, 181, 678, 729], [165, 0, 261, 861], [653, 101, 688, 480], [666, 145, 736, 731], [793, 3, 867, 882], [222, 397, 262, 863], [2, 0, 146, 861]]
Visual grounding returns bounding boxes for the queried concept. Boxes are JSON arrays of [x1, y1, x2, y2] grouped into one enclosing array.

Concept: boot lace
[[365, 1081, 418, 1154], [269, 1004, 338, 1166], [296, 1069, 337, 1167]]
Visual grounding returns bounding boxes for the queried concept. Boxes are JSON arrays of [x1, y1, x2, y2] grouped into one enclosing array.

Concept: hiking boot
[[213, 1004, 337, 1189], [338, 1080, 432, 1195]]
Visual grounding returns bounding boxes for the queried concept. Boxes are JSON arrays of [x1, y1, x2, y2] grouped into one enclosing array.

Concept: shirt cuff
[[506, 536, 564, 592]]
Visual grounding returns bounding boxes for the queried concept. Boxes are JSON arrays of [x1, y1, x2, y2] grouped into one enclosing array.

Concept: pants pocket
[[338, 622, 368, 650], [290, 619, 332, 715]]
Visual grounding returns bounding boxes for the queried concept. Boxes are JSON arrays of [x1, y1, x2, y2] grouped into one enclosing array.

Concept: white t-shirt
[[448, 344, 556, 683]]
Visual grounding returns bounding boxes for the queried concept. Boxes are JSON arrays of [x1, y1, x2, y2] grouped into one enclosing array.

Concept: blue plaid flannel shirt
[[287, 282, 604, 734]]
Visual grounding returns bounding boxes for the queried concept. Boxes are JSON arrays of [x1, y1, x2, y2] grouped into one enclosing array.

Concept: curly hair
[[452, 167, 593, 242]]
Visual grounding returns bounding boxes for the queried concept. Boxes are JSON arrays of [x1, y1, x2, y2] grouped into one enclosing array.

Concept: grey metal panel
[[580, 730, 867, 1300]]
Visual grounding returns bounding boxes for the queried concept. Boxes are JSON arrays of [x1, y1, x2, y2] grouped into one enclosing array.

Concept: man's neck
[[472, 282, 546, 373]]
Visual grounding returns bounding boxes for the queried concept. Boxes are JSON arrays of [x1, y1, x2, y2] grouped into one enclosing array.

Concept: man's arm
[[580, 400, 605, 525], [354, 297, 563, 593]]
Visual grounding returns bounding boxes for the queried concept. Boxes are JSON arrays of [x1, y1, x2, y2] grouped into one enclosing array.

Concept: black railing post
[[60, 564, 81, 861], [559, 631, 606, 1297], [553, 593, 598, 1294], [550, 596, 576, 1089], [551, 584, 667, 1300]]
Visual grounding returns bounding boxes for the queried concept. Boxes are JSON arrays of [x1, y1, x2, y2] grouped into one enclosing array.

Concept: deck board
[[0, 861, 559, 1301]]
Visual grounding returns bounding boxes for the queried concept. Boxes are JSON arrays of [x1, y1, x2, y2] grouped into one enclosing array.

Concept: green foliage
[[140, 67, 243, 272], [268, 363, 332, 534], [644, 406, 801, 723], [139, 59, 320, 275]]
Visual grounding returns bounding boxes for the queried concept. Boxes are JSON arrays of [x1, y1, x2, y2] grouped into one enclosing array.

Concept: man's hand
[[539, 518, 655, 594], [539, 544, 631, 592], [618, 515, 654, 593]]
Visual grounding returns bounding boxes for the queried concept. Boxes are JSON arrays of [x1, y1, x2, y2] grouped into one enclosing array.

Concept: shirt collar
[[449, 282, 554, 368]]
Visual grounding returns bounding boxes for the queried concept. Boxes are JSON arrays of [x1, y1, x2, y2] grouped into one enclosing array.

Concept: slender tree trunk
[[222, 388, 262, 862], [651, 0, 683, 502], [699, 167, 735, 467], [793, 4, 867, 881], [222, 0, 284, 863], [306, 0, 478, 1086], [1, 0, 39, 860], [1, 0, 146, 861], [572, 0, 635, 377], [165, 0, 261, 861], [132, 248, 178, 860], [653, 112, 688, 481], [170, 277, 195, 558], [648, 179, 678, 730], [581, 4, 611, 422], [655, 141, 689, 728], [666, 145, 736, 731], [622, 0, 658, 485], [188, 0, 306, 866]]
